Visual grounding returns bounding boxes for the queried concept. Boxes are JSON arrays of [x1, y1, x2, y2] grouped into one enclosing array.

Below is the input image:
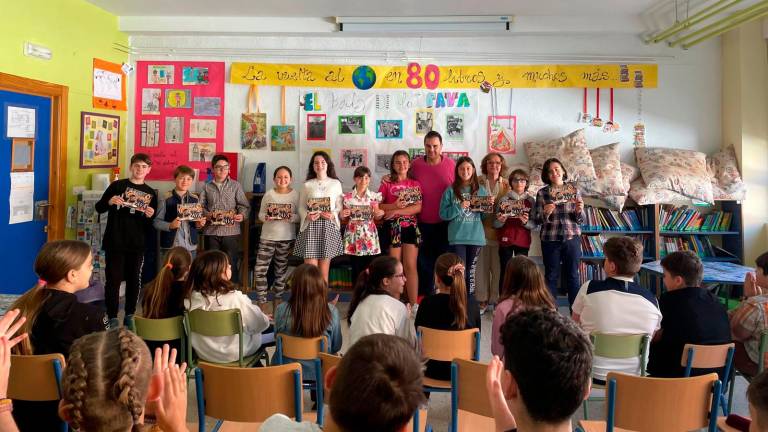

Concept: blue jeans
[[448, 244, 482, 296], [540, 237, 582, 306]]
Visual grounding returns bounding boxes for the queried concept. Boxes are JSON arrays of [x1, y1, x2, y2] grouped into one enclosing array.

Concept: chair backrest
[[605, 372, 720, 432], [185, 309, 244, 365], [277, 334, 328, 361], [134, 315, 185, 341], [418, 327, 480, 362], [196, 361, 303, 425], [759, 330, 768, 373], [680, 343, 735, 377], [591, 333, 650, 375], [450, 359, 493, 432], [8, 354, 66, 401], [319, 352, 342, 380]]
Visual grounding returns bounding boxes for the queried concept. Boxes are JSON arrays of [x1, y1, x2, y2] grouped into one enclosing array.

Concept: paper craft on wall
[[376, 120, 402, 139], [190, 142, 216, 162], [141, 119, 160, 148], [165, 89, 191, 108], [148, 65, 174, 84], [271, 125, 296, 151], [183, 67, 209, 85], [340, 149, 368, 168], [307, 114, 326, 141], [446, 114, 464, 141], [487, 115, 516, 154], [189, 119, 217, 139], [415, 109, 434, 135], [80, 111, 119, 168], [165, 117, 183, 143], [241, 113, 267, 149], [194, 97, 221, 116], [338, 115, 365, 134], [93, 58, 127, 111], [141, 89, 161, 115], [409, 148, 468, 161]]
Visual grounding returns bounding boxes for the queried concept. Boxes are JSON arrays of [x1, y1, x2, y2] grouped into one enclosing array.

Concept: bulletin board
[[134, 61, 225, 180]]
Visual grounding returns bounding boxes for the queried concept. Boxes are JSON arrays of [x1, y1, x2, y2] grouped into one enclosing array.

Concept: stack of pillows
[[523, 128, 746, 210]]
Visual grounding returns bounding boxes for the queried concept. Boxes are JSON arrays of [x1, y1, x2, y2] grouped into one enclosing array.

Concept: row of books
[[578, 262, 607, 286], [581, 206, 649, 231], [581, 234, 652, 257], [658, 206, 732, 232], [658, 235, 737, 259]]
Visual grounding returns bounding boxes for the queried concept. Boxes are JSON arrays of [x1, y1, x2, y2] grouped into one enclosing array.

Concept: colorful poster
[[164, 89, 191, 108], [93, 58, 127, 111], [80, 111, 119, 168], [183, 67, 209, 85], [241, 112, 267, 149], [271, 125, 296, 151]]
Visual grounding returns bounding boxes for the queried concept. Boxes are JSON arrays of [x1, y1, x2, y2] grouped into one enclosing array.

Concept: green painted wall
[[0, 0, 127, 238]]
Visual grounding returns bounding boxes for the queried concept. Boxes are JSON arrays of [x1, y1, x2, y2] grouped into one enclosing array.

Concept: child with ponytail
[[415, 252, 481, 380], [347, 256, 416, 348], [142, 246, 192, 320]]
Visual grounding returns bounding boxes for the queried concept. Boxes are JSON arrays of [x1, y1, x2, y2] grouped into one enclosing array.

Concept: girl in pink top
[[379, 150, 422, 306], [491, 256, 556, 358]]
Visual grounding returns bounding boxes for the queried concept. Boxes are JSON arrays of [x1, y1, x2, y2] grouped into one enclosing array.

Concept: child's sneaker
[[479, 302, 488, 315]]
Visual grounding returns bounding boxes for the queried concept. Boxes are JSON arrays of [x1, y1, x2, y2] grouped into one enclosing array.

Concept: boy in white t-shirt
[[572, 236, 662, 382]]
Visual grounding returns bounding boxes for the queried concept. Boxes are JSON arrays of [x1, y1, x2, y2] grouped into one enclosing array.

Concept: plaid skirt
[[293, 219, 343, 259]]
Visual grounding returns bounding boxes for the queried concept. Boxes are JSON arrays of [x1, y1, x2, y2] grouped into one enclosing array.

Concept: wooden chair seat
[[579, 420, 634, 432], [422, 376, 451, 389], [322, 408, 427, 432], [716, 416, 743, 432]]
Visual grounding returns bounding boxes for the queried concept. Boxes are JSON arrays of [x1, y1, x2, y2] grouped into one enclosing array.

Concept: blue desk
[[641, 260, 753, 285]]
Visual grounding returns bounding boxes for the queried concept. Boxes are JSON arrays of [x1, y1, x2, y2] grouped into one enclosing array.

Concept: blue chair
[[9, 353, 67, 432], [681, 342, 735, 415], [417, 327, 480, 394], [274, 334, 328, 426], [195, 361, 303, 432], [579, 372, 721, 432]]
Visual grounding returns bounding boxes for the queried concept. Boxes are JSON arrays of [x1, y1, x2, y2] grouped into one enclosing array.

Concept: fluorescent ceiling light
[[336, 16, 511, 33]]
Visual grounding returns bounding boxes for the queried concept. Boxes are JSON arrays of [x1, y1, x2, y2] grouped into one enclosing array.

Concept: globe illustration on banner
[[352, 65, 376, 90]]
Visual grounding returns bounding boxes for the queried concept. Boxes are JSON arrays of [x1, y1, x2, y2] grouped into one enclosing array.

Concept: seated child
[[261, 333, 425, 432], [730, 251, 768, 376], [486, 308, 592, 432], [185, 250, 271, 363], [572, 236, 661, 382]]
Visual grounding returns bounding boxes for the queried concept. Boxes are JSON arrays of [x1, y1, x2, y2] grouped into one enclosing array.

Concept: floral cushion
[[580, 143, 624, 197], [591, 195, 627, 211], [635, 147, 714, 204], [628, 178, 689, 205], [524, 129, 597, 192], [707, 145, 746, 200], [621, 163, 640, 193]]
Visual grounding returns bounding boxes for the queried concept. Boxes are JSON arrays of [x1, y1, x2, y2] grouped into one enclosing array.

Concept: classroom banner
[[230, 63, 658, 89]]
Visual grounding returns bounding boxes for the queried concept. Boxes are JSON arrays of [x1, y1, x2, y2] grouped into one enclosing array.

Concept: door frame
[[0, 72, 68, 240]]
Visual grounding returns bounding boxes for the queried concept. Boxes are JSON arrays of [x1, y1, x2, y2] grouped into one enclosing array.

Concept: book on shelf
[[659, 235, 719, 258], [582, 206, 647, 231], [659, 205, 732, 232], [581, 234, 651, 258]]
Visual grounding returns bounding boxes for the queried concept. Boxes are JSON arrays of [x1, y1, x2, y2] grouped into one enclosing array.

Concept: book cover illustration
[[266, 203, 293, 220], [549, 182, 579, 205], [348, 205, 373, 221], [177, 203, 204, 221], [307, 197, 331, 213], [498, 197, 530, 217], [470, 195, 495, 213], [209, 209, 236, 226], [397, 187, 422, 206], [123, 187, 152, 211]]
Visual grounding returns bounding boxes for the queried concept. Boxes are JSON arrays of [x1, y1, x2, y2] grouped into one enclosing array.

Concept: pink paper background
[[134, 61, 225, 180]]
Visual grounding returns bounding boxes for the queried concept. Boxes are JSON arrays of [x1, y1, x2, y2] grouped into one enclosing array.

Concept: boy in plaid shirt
[[730, 252, 768, 376]]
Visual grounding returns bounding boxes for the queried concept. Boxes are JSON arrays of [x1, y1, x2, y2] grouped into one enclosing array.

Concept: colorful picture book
[[265, 203, 293, 220], [307, 197, 331, 213], [397, 187, 422, 206], [549, 182, 579, 205], [658, 206, 733, 232], [582, 206, 648, 231], [177, 203, 204, 221], [498, 197, 530, 218], [470, 195, 494, 213], [349, 205, 373, 221], [209, 209, 236, 226], [123, 187, 152, 211]]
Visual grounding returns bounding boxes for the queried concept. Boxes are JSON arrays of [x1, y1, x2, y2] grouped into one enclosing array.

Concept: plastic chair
[[580, 372, 722, 432], [184, 309, 268, 368], [582, 333, 649, 419], [449, 358, 494, 432], [680, 342, 735, 415], [417, 327, 480, 393], [195, 361, 303, 432], [8, 353, 67, 432], [275, 334, 328, 425], [133, 315, 186, 360]]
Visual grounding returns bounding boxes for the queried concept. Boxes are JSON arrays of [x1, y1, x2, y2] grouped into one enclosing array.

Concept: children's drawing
[[340, 148, 368, 168], [307, 114, 326, 141], [193, 97, 221, 116], [241, 112, 267, 149], [189, 142, 216, 162], [271, 125, 296, 151], [376, 120, 402, 139], [141, 88, 161, 115], [164, 89, 191, 108], [446, 114, 464, 141], [182, 67, 210, 85], [148, 65, 175, 84], [140, 119, 160, 148], [338, 115, 365, 135], [189, 119, 217, 139], [165, 117, 183, 143], [415, 109, 434, 135]]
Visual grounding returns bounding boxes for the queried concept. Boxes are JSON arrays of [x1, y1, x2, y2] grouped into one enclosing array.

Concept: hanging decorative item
[[578, 88, 592, 124], [591, 88, 603, 128], [270, 86, 297, 151], [602, 88, 620, 133], [633, 88, 646, 147], [241, 84, 267, 149]]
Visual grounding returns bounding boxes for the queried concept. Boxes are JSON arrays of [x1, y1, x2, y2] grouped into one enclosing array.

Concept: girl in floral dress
[[341, 166, 384, 285]]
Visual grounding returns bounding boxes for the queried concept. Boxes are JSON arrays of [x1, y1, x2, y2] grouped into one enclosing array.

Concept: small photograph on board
[[271, 125, 296, 151], [189, 119, 217, 139], [140, 119, 160, 148], [177, 203, 204, 221], [376, 120, 402, 139], [338, 115, 365, 135], [241, 112, 267, 149], [408, 148, 426, 159], [193, 97, 221, 116], [209, 209, 236, 226], [265, 203, 293, 220], [148, 65, 174, 85], [375, 154, 391, 173], [164, 89, 191, 109], [123, 187, 152, 211], [307, 114, 326, 141], [189, 142, 216, 163], [141, 88, 161, 115], [469, 195, 495, 213], [182, 67, 209, 85], [165, 117, 184, 143], [415, 109, 434, 135], [340, 148, 367, 168], [487, 115, 517, 154], [306, 197, 331, 213], [446, 114, 464, 141]]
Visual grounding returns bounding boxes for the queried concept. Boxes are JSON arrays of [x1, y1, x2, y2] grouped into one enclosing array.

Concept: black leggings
[[104, 250, 144, 319]]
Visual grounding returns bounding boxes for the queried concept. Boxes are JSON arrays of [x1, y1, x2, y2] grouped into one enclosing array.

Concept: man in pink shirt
[[410, 131, 455, 297]]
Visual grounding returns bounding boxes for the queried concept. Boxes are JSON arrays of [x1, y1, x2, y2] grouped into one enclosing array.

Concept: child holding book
[[184, 250, 272, 364], [379, 150, 423, 307], [254, 166, 300, 305], [199, 154, 250, 283], [533, 158, 585, 306], [295, 151, 344, 283], [154, 165, 205, 259], [341, 166, 384, 285], [495, 169, 537, 294], [439, 156, 490, 298], [95, 152, 158, 328]]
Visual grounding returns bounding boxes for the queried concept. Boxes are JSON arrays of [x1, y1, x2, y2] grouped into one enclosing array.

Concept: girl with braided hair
[[415, 252, 480, 381], [59, 329, 188, 432]]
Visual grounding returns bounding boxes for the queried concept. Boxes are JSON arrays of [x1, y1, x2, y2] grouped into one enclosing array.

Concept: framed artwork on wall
[[80, 111, 120, 168]]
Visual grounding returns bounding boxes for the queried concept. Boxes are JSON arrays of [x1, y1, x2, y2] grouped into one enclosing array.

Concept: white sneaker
[[479, 302, 488, 315]]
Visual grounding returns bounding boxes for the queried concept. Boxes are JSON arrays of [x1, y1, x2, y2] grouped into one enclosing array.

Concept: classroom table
[[641, 260, 754, 302]]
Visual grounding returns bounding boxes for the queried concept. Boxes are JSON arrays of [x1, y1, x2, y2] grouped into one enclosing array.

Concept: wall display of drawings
[[134, 61, 225, 179], [296, 88, 479, 186], [80, 112, 119, 168]]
